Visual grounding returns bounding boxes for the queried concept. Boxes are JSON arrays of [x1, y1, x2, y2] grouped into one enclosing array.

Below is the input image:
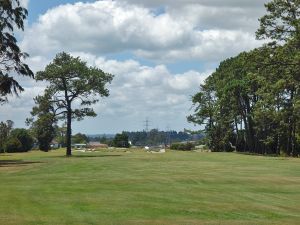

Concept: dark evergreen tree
[[36, 52, 113, 156], [0, 0, 33, 102]]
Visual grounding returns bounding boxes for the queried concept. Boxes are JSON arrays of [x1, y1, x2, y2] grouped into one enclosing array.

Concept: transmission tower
[[143, 118, 151, 132]]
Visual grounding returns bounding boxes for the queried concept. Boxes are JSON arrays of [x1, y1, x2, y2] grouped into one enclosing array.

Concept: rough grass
[[0, 149, 299, 225]]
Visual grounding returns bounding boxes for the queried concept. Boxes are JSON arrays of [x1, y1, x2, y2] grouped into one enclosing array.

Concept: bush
[[113, 133, 130, 148], [5, 137, 22, 153], [170, 142, 195, 151], [9, 129, 34, 152]]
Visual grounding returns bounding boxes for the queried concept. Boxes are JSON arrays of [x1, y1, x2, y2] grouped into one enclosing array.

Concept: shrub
[[113, 133, 130, 148], [170, 142, 195, 151], [9, 129, 34, 152], [5, 137, 22, 153]]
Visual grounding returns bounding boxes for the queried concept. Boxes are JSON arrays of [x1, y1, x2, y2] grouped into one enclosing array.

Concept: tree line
[[88, 130, 202, 147], [189, 0, 300, 156], [124, 130, 201, 146], [0, 119, 90, 153]]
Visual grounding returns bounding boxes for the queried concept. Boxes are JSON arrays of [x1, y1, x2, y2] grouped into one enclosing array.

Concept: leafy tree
[[256, 0, 300, 43], [99, 136, 108, 144], [170, 142, 195, 151], [257, 0, 300, 156], [0, 0, 33, 102], [0, 120, 13, 152], [113, 133, 130, 148], [5, 136, 22, 153], [123, 130, 196, 146], [189, 0, 300, 156], [55, 124, 67, 148], [36, 52, 113, 156], [72, 133, 88, 144], [27, 92, 57, 152], [9, 128, 33, 152]]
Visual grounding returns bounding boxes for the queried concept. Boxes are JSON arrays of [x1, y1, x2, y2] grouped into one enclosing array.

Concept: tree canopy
[[7, 128, 34, 152], [72, 133, 89, 144], [36, 52, 113, 156], [0, 0, 33, 102], [189, 0, 300, 156], [27, 92, 58, 152], [113, 133, 130, 148], [0, 120, 13, 152]]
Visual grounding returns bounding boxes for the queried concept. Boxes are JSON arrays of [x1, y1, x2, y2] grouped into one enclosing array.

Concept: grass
[[0, 149, 299, 225]]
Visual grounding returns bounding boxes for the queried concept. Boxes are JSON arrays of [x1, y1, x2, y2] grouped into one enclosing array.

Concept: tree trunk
[[287, 90, 294, 156], [276, 133, 280, 156], [234, 117, 239, 151], [66, 107, 72, 156], [238, 96, 255, 153], [292, 122, 296, 157], [244, 99, 256, 153]]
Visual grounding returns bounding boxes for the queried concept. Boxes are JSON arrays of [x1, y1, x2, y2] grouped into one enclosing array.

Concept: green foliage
[[0, 0, 33, 102], [189, 0, 300, 156], [170, 142, 195, 151], [55, 125, 67, 148], [4, 137, 22, 153], [113, 133, 130, 148], [99, 136, 108, 144], [27, 92, 57, 152], [124, 130, 196, 146], [256, 0, 300, 42], [8, 128, 33, 152], [35, 115, 56, 152], [72, 133, 89, 144], [0, 120, 13, 152], [35, 52, 113, 156]]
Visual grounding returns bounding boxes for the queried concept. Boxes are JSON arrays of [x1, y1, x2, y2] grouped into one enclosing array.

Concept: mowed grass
[[0, 150, 299, 225]]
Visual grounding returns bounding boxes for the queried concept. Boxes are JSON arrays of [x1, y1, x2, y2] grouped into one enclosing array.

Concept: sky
[[1, 0, 267, 134]]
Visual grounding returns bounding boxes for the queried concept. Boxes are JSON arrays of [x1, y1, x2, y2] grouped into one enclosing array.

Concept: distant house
[[88, 142, 108, 149], [73, 143, 87, 149], [50, 140, 60, 149]]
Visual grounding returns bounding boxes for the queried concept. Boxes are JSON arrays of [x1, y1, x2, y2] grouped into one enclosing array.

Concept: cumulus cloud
[[72, 52, 209, 132], [0, 54, 209, 132], [0, 85, 45, 127], [135, 30, 260, 62], [21, 0, 264, 63], [119, 0, 266, 31], [118, 0, 264, 8], [20, 0, 29, 8]]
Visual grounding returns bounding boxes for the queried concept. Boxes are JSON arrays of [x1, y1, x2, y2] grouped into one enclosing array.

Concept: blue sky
[[0, 0, 266, 134], [27, 0, 207, 74], [28, 0, 91, 24]]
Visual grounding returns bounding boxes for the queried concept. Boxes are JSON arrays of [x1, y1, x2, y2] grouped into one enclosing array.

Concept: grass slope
[[0, 150, 299, 225]]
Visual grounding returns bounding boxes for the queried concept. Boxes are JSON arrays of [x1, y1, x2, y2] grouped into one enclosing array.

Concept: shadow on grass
[[234, 151, 294, 159], [51, 154, 122, 158], [0, 160, 43, 167], [73, 154, 122, 158]]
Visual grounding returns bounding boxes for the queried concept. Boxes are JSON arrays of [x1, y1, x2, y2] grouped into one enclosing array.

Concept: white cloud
[[72, 52, 210, 132], [21, 0, 264, 63], [0, 53, 209, 133], [118, 0, 264, 8], [135, 29, 260, 62], [20, 0, 29, 8], [0, 85, 45, 127]]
